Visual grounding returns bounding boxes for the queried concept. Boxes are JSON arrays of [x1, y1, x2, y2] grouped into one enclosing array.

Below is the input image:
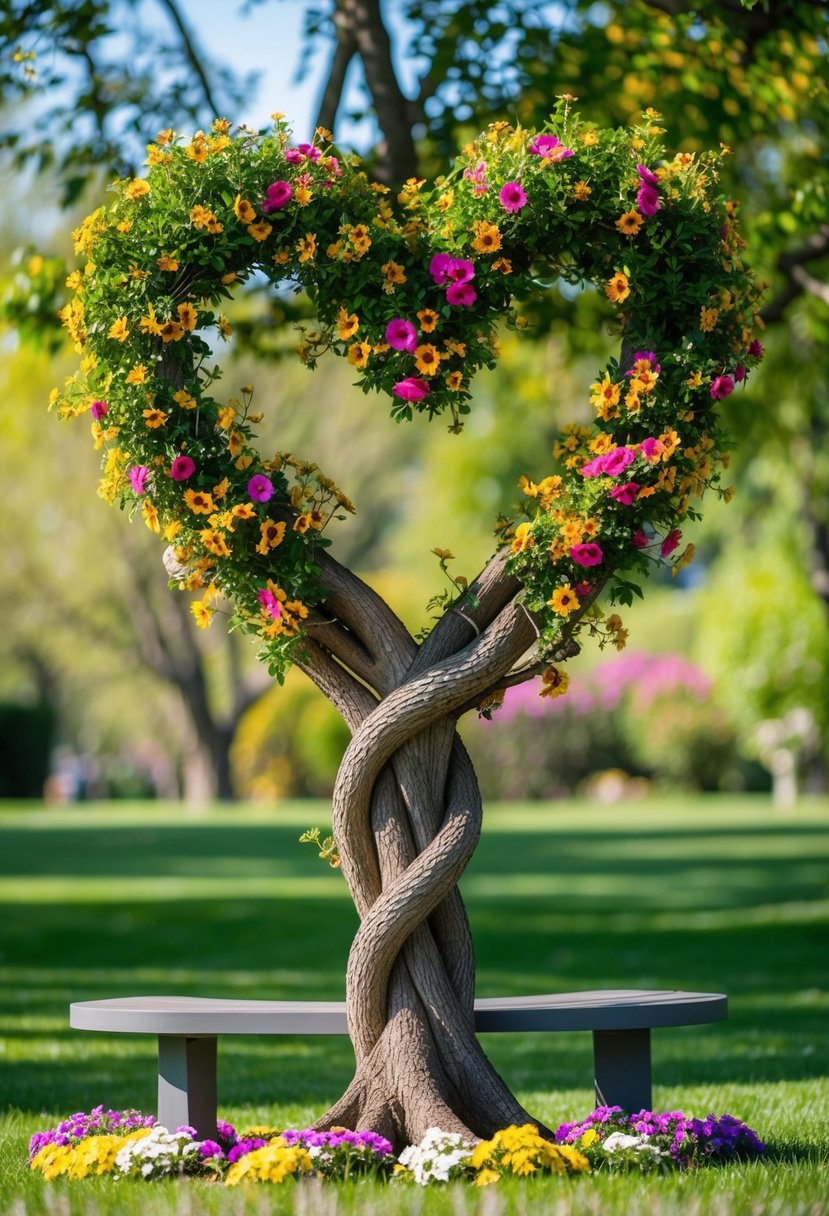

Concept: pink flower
[[710, 374, 734, 399], [529, 134, 574, 160], [632, 529, 649, 549], [248, 474, 274, 502], [385, 318, 418, 352], [639, 437, 662, 461], [637, 163, 659, 186], [295, 142, 321, 161], [575, 582, 592, 598], [733, 364, 746, 382], [660, 528, 682, 557], [579, 454, 608, 478], [446, 282, 477, 306], [499, 181, 528, 213], [285, 148, 303, 164], [393, 377, 430, 402], [463, 160, 488, 184], [627, 350, 660, 374], [430, 254, 475, 286], [169, 455, 196, 481], [90, 400, 108, 421], [262, 180, 292, 212], [748, 339, 764, 358], [609, 482, 640, 505], [129, 465, 149, 495], [637, 182, 660, 216], [258, 587, 282, 619], [570, 542, 604, 567], [602, 447, 637, 477]]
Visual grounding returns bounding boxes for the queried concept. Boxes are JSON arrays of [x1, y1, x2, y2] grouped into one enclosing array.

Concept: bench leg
[[592, 1028, 652, 1112], [157, 1035, 217, 1139]]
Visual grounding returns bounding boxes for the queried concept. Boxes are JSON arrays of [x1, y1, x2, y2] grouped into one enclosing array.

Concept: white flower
[[114, 1125, 201, 1180], [397, 1127, 473, 1185]]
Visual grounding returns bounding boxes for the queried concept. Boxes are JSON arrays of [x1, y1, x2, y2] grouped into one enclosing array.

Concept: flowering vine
[[52, 100, 762, 679]]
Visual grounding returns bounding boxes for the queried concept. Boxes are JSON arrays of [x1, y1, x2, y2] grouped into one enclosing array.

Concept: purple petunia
[[169, 455, 196, 481], [499, 181, 528, 213], [248, 473, 275, 502], [262, 180, 292, 212], [385, 318, 418, 352]]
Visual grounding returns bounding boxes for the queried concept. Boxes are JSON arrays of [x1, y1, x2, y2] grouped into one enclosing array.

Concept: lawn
[[1, 795, 827, 1214]]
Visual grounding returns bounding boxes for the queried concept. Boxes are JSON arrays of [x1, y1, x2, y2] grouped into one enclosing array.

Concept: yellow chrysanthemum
[[548, 584, 581, 616]]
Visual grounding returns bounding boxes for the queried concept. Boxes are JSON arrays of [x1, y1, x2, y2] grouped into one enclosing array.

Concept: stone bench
[[70, 988, 726, 1138]]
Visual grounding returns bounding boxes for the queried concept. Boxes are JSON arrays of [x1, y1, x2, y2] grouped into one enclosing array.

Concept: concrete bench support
[[70, 989, 726, 1138]]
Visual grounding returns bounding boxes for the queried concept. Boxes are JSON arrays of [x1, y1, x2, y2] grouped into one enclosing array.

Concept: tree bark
[[290, 545, 573, 1148]]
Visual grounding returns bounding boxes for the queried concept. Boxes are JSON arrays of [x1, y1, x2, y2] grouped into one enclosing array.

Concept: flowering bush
[[52, 101, 761, 680], [555, 1106, 765, 1172], [28, 1108, 764, 1185]]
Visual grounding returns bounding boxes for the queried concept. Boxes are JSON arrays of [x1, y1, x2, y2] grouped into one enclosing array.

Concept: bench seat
[[70, 988, 726, 1138]]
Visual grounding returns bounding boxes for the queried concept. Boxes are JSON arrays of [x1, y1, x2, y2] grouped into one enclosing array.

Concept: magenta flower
[[463, 160, 488, 183], [447, 258, 475, 284], [710, 374, 734, 399], [640, 437, 661, 461], [429, 253, 452, 284], [602, 447, 637, 477], [748, 339, 764, 358], [628, 350, 661, 374], [248, 474, 274, 502], [129, 465, 149, 495], [392, 377, 430, 402], [258, 587, 282, 619], [660, 528, 682, 557], [499, 181, 528, 213], [169, 455, 196, 481], [570, 542, 604, 567], [446, 282, 477, 306], [262, 180, 292, 212], [385, 318, 418, 352], [529, 134, 574, 160], [579, 454, 608, 478], [632, 529, 649, 549], [294, 142, 321, 162], [609, 482, 640, 505], [637, 182, 660, 216], [733, 364, 746, 382], [90, 400, 108, 421], [637, 163, 660, 186]]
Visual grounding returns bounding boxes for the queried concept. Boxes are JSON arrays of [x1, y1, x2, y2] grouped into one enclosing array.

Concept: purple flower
[[169, 455, 196, 481], [733, 363, 746, 382], [579, 454, 608, 478], [609, 482, 640, 505], [710, 374, 734, 399], [227, 1137, 268, 1163], [129, 465, 149, 495], [198, 1139, 224, 1159], [385, 318, 418, 352], [258, 587, 282, 619], [499, 181, 528, 213], [602, 446, 636, 477], [429, 253, 452, 284], [393, 376, 430, 402], [637, 163, 660, 186], [529, 133, 574, 160], [248, 473, 274, 502], [90, 400, 108, 421], [262, 180, 292, 212], [639, 437, 661, 461], [748, 339, 764, 358], [446, 281, 477, 306], [627, 350, 661, 374]]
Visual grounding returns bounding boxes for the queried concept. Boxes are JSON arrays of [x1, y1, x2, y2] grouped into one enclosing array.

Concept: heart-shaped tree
[[54, 101, 762, 1146]]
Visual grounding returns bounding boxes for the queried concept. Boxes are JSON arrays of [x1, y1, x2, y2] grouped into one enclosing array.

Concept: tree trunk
[[292, 548, 577, 1148]]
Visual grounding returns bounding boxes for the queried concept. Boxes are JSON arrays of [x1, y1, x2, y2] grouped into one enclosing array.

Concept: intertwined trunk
[[293, 548, 576, 1148]]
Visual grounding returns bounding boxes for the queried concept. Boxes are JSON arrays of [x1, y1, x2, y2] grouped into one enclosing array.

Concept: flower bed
[[29, 1106, 764, 1186]]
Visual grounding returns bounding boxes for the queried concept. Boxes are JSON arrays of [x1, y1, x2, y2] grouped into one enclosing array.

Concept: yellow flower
[[232, 502, 257, 520], [177, 303, 198, 331], [510, 522, 535, 553], [470, 220, 502, 253], [218, 315, 233, 338], [447, 370, 463, 390], [142, 407, 167, 428], [256, 519, 287, 554], [191, 600, 214, 628], [160, 320, 185, 343], [185, 135, 209, 163], [248, 220, 273, 242], [156, 254, 179, 272], [548, 584, 581, 616], [589, 372, 621, 413], [156, 128, 174, 145], [615, 210, 644, 236], [686, 369, 703, 389], [108, 316, 129, 342], [173, 389, 197, 409], [347, 341, 371, 368], [474, 1168, 500, 1187], [417, 308, 439, 333], [221, 271, 239, 284], [540, 667, 570, 698], [573, 180, 592, 201], [605, 271, 630, 303], [126, 364, 148, 384], [142, 499, 160, 533], [217, 406, 236, 429], [699, 305, 719, 332], [145, 145, 172, 166], [381, 259, 406, 285], [234, 195, 256, 223], [336, 307, 360, 340], [199, 528, 231, 558], [581, 130, 599, 146], [184, 489, 216, 515], [296, 233, 317, 263], [124, 178, 150, 201], [492, 257, 513, 275], [139, 305, 163, 337], [414, 344, 441, 376], [213, 477, 230, 499]]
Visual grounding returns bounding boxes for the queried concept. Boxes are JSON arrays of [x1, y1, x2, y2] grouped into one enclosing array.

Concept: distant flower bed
[[29, 1106, 764, 1185]]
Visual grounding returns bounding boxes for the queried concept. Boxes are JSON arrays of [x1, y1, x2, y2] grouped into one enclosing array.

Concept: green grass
[[1, 795, 827, 1214]]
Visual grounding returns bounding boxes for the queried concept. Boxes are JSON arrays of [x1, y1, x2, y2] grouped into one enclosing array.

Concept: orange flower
[[548, 584, 581, 616], [233, 195, 256, 223], [414, 344, 441, 376], [142, 407, 167, 428], [605, 272, 630, 303], [615, 210, 644, 236], [417, 309, 439, 333], [184, 489, 216, 515], [256, 519, 286, 554], [177, 303, 198, 331]]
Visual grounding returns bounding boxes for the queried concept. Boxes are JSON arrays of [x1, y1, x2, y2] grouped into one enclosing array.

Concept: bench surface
[[70, 989, 727, 1036]]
